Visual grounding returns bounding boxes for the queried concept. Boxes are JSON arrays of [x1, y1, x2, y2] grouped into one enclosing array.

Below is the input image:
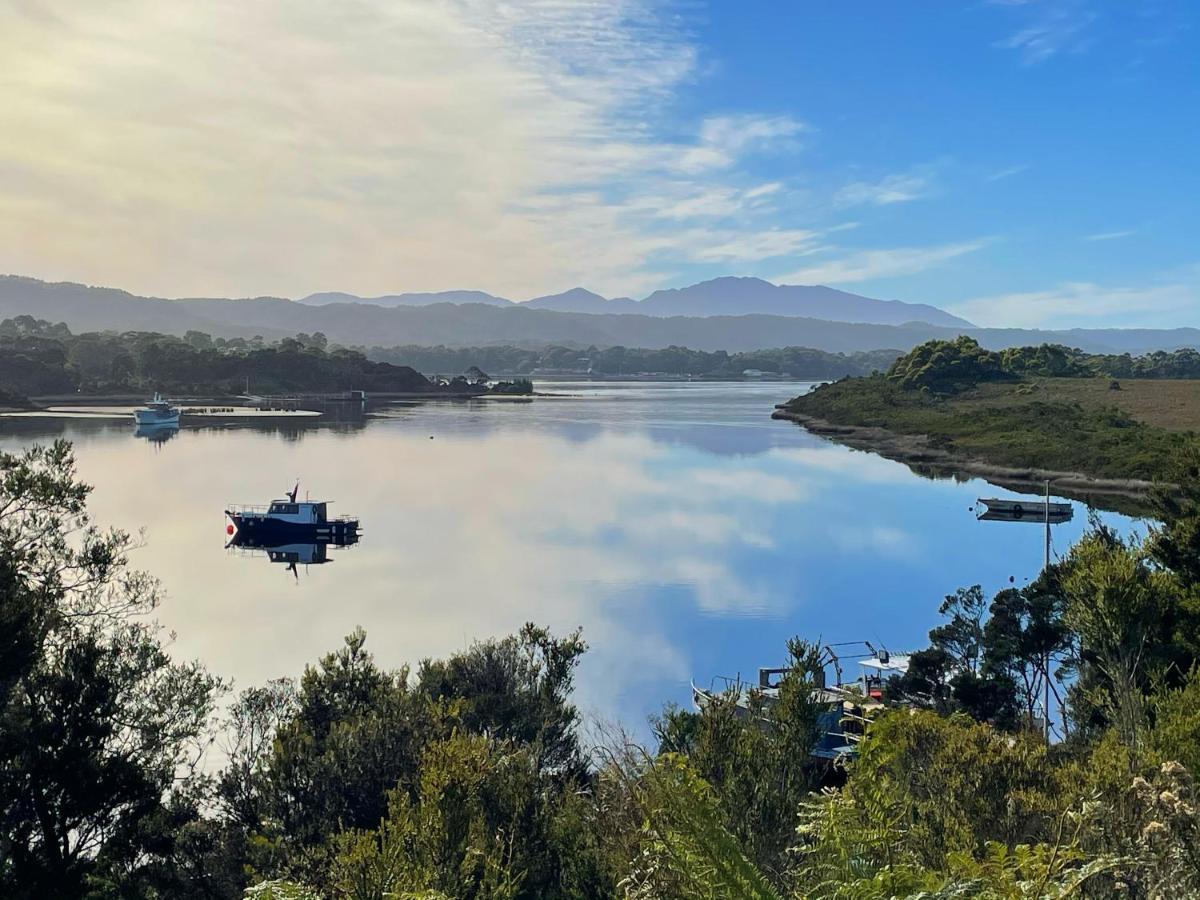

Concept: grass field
[[781, 375, 1199, 484], [969, 377, 1200, 432]]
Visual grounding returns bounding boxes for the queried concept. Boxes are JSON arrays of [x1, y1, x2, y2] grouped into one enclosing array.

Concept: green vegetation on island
[[0, 317, 532, 400], [778, 336, 1200, 486], [369, 343, 905, 380], [5, 439, 1200, 897]]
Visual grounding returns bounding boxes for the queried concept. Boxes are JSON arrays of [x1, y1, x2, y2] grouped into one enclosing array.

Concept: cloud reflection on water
[[0, 383, 1140, 733]]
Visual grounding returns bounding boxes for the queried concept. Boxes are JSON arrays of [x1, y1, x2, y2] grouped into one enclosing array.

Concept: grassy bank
[[777, 360, 1200, 489]]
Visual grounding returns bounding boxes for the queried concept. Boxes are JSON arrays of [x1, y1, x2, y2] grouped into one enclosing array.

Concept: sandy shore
[[772, 407, 1164, 511]]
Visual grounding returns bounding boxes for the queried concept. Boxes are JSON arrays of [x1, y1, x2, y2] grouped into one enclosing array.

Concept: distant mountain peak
[[298, 289, 511, 309], [638, 278, 973, 327], [524, 287, 643, 314], [531, 287, 606, 302]]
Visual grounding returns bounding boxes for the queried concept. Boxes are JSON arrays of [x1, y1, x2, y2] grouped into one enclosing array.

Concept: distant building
[[742, 369, 766, 378]]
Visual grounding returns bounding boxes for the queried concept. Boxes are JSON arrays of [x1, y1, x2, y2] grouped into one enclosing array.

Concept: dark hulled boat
[[225, 484, 359, 544]]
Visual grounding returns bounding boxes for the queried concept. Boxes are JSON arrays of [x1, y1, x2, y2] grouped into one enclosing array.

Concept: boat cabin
[[265, 499, 330, 524]]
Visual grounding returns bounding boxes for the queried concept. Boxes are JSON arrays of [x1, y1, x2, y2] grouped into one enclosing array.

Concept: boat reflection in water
[[134, 422, 180, 444], [224, 483, 362, 578], [226, 531, 360, 579]]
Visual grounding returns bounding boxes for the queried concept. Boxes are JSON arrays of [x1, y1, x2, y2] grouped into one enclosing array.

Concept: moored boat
[[133, 393, 180, 426], [225, 483, 359, 544], [976, 497, 1072, 523], [691, 642, 912, 761]]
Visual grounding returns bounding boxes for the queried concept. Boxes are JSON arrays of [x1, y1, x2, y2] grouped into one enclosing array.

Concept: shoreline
[[771, 407, 1164, 511]]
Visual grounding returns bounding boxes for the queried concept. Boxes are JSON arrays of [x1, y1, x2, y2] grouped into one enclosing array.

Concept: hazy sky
[[1, 1, 1196, 327]]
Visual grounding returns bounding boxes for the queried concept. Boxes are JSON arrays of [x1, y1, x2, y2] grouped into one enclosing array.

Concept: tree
[[887, 585, 1040, 730], [184, 330, 214, 351], [982, 576, 1069, 734], [0, 441, 222, 897], [886, 336, 1012, 394], [652, 638, 824, 885], [1060, 528, 1179, 748], [416, 624, 589, 780], [330, 733, 527, 900]]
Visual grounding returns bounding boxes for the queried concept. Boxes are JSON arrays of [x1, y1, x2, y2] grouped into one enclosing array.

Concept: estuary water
[[0, 381, 1140, 732]]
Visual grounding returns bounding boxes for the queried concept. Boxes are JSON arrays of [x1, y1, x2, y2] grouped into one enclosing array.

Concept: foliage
[[0, 317, 432, 395], [888, 581, 1069, 733], [0, 441, 222, 897], [794, 711, 1065, 880], [1153, 666, 1200, 776], [887, 337, 1013, 394], [1059, 528, 1192, 745], [652, 638, 825, 884], [329, 733, 526, 900], [370, 343, 904, 380], [416, 624, 589, 779], [220, 624, 601, 897], [621, 753, 785, 900], [785, 370, 1194, 483]]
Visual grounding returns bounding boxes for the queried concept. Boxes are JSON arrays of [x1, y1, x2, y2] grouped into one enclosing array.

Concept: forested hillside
[[370, 343, 904, 378], [0, 316, 432, 396]]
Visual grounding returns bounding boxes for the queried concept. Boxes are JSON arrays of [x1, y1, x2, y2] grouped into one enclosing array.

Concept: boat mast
[[1043, 480, 1051, 741]]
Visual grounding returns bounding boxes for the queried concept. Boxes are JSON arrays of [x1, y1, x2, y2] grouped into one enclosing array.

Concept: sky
[[0, 0, 1196, 328]]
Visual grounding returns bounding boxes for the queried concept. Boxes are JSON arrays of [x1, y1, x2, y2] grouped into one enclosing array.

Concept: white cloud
[[1084, 230, 1137, 242], [778, 240, 988, 285], [688, 229, 825, 263], [675, 115, 805, 174], [0, 1, 812, 300], [835, 172, 932, 207], [744, 182, 783, 200], [985, 164, 1029, 182], [951, 269, 1200, 328], [994, 2, 1097, 64]]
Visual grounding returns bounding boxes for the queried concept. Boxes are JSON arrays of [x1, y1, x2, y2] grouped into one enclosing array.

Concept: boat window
[[269, 503, 300, 514]]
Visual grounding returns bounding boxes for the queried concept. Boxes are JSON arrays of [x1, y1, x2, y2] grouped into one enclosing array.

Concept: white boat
[[133, 393, 180, 426], [691, 642, 912, 760], [976, 497, 1072, 523]]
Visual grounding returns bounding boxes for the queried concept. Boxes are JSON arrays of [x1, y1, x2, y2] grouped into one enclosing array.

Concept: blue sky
[[1, 1, 1196, 328], [654, 0, 1200, 326]]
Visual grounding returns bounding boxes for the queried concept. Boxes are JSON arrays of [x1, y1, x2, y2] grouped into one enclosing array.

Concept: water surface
[[0, 382, 1140, 731]]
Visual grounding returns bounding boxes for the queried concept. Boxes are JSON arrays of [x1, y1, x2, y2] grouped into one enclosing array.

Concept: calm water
[[0, 382, 1141, 732]]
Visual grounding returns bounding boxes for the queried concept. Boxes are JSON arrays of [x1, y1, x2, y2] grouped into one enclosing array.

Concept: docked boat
[[133, 393, 180, 426], [976, 497, 1072, 523], [692, 642, 911, 761], [224, 483, 359, 544]]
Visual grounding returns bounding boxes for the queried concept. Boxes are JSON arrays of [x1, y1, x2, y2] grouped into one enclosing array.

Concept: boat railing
[[226, 503, 359, 523], [226, 503, 274, 515]]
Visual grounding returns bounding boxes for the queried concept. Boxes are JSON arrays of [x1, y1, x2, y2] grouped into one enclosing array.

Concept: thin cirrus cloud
[[951, 268, 1200, 329], [992, 0, 1098, 65], [1084, 230, 1137, 242], [985, 164, 1030, 182], [777, 240, 988, 285], [834, 172, 934, 207], [0, 0, 810, 301]]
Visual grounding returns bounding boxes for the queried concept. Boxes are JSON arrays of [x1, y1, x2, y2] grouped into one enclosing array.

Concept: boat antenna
[[287, 480, 299, 503]]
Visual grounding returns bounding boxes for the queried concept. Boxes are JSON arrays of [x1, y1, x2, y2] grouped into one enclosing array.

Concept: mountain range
[[2, 274, 1198, 357], [298, 276, 974, 328]]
